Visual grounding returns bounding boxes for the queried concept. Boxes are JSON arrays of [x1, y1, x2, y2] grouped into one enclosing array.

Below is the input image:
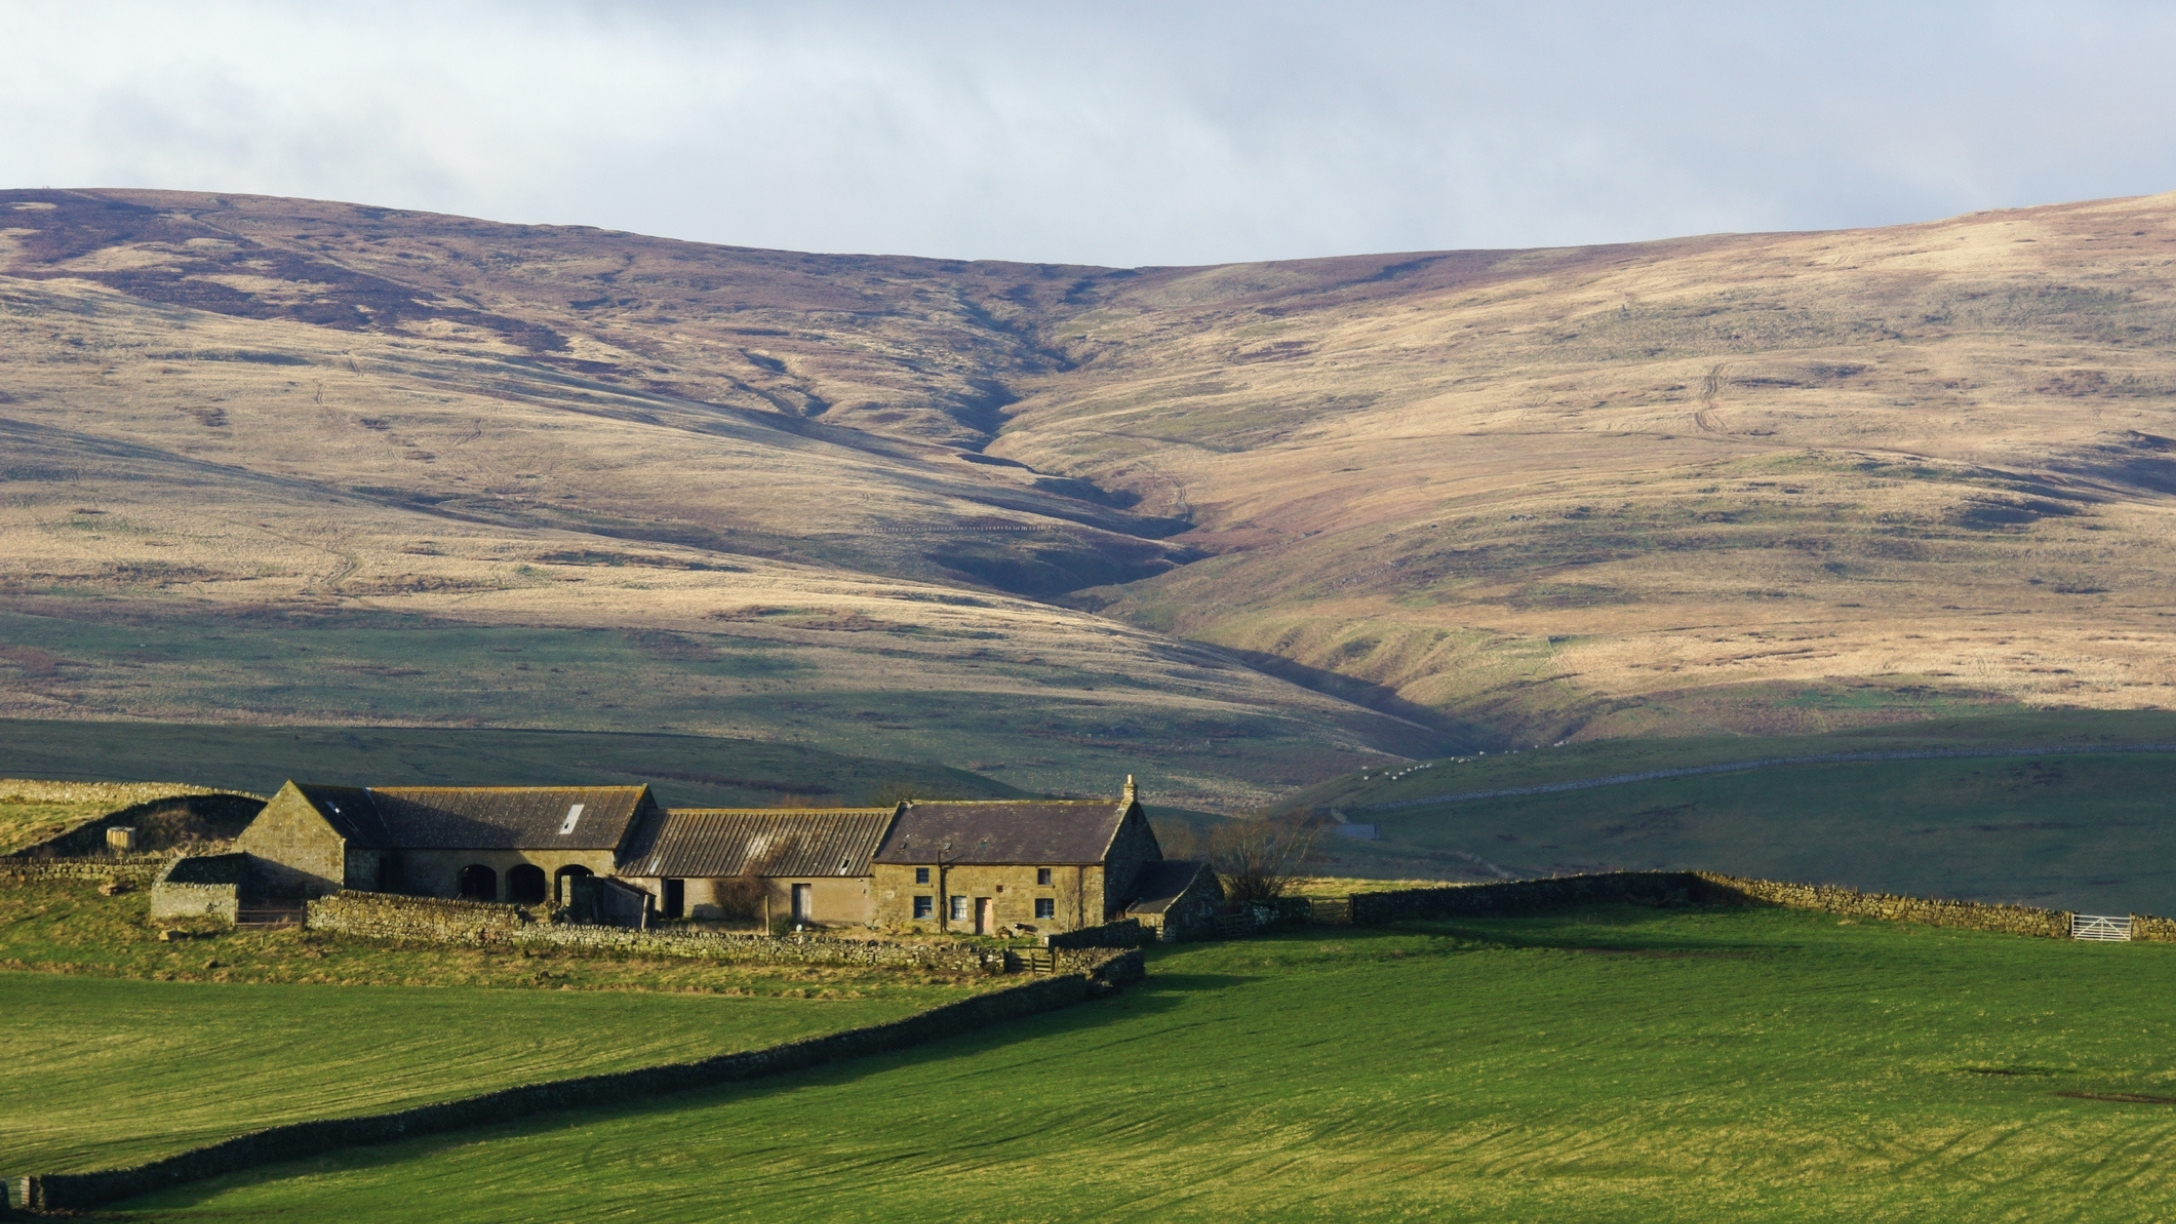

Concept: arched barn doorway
[[506, 864, 548, 906], [554, 865, 593, 907], [458, 864, 498, 901]]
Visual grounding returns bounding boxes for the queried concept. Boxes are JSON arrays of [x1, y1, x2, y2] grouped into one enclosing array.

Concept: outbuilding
[[236, 781, 660, 904], [614, 807, 896, 926]]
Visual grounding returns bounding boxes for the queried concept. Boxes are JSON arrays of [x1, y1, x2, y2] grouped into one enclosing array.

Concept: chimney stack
[[1122, 774, 1137, 806]]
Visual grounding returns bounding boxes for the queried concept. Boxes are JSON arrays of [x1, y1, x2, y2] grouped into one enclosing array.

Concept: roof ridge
[[369, 784, 648, 793]]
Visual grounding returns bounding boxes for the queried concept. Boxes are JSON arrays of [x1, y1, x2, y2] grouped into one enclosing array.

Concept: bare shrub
[[1209, 817, 1318, 909], [710, 835, 803, 922]]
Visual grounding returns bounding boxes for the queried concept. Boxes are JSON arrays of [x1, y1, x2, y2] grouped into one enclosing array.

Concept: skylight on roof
[[559, 803, 584, 835]]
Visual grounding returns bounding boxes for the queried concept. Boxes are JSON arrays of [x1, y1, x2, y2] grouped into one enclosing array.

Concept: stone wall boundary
[[0, 856, 171, 885], [1346, 871, 2086, 939], [305, 890, 999, 972], [13, 949, 1144, 1214], [1042, 919, 1149, 950]]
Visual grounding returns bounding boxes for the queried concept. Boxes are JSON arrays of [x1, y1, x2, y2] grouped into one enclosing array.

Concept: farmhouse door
[[791, 883, 811, 924], [976, 896, 994, 934]]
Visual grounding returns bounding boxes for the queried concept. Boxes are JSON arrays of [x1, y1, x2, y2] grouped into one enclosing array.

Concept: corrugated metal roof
[[620, 809, 896, 879], [873, 798, 1132, 866], [292, 784, 653, 851]]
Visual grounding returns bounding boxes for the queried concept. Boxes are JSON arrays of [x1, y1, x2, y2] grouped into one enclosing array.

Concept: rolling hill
[[4, 187, 2175, 806]]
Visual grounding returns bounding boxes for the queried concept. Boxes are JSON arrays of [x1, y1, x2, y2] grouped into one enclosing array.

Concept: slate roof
[[619, 808, 896, 879], [872, 798, 1133, 866], [1124, 860, 1215, 915], [290, 784, 653, 852]]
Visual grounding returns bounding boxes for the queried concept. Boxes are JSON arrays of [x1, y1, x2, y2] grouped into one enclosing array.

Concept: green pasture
[[0, 715, 1012, 809], [0, 607, 1420, 802], [0, 972, 928, 1178], [1291, 712, 2176, 913], [114, 906, 2176, 1222]]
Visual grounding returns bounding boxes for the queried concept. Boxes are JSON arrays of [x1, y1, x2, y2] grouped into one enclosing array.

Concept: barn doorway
[[976, 897, 994, 934], [554, 865, 592, 906], [791, 883, 811, 924], [458, 864, 497, 901], [662, 878, 685, 919], [506, 864, 547, 905]]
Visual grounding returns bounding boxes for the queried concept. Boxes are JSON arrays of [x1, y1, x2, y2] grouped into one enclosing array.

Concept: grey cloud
[[4, 0, 2173, 265]]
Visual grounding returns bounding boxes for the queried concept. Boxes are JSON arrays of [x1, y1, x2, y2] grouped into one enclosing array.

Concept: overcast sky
[[6, 1, 2174, 267]]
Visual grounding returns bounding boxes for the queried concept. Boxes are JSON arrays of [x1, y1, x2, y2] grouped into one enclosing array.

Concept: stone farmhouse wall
[[873, 861, 1106, 935], [15, 948, 1144, 1214], [148, 853, 250, 924]]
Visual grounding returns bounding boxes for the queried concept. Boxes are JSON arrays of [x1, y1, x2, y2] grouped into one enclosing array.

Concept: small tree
[[711, 835, 802, 926], [1209, 817, 1317, 909]]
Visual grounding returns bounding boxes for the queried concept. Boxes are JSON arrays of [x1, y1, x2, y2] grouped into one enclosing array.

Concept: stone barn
[[869, 778, 1200, 935], [236, 781, 661, 903], [614, 807, 896, 927], [1121, 859, 1223, 941]]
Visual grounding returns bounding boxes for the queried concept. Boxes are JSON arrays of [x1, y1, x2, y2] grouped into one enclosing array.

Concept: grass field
[[106, 905, 2176, 1222], [1288, 712, 2176, 913], [0, 972, 934, 1177], [0, 715, 1016, 809]]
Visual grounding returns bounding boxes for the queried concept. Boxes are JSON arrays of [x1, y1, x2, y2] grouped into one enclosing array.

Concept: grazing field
[[1292, 712, 2176, 913], [0, 716, 1016, 809], [0, 972, 934, 1178], [110, 905, 2176, 1222], [0, 779, 228, 854]]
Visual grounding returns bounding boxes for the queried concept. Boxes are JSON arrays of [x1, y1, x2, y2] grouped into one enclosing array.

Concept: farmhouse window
[[950, 894, 969, 922], [913, 895, 933, 919], [1035, 898, 1056, 919], [916, 867, 930, 884], [1037, 868, 1052, 885]]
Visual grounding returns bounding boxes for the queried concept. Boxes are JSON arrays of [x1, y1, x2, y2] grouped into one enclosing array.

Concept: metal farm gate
[[2072, 914, 2133, 942]]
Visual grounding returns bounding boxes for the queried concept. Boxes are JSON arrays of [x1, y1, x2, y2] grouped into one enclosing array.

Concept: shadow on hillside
[[1390, 903, 1794, 958]]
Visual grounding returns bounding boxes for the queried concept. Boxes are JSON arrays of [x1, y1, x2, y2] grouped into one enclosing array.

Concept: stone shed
[[615, 807, 897, 927], [1121, 859, 1223, 941], [236, 781, 660, 903], [870, 777, 1178, 936]]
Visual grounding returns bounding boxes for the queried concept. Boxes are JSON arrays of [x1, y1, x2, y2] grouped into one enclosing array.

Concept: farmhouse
[[615, 807, 894, 926], [227, 774, 1217, 938], [869, 778, 1173, 935], [237, 781, 661, 904]]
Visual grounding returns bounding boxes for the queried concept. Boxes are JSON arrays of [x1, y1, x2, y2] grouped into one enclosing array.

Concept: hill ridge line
[[1351, 743, 2176, 813]]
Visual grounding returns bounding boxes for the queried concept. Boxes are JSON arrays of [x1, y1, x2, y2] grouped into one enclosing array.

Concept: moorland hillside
[[3, 188, 2174, 801]]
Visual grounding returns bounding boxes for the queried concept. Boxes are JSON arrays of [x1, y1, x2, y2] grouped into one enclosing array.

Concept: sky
[[6, 1, 2175, 267]]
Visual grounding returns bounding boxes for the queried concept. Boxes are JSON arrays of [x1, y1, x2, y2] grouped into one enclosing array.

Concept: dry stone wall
[[304, 890, 1000, 972], [1348, 870, 2082, 939], [148, 853, 249, 924], [1043, 919, 1149, 950], [0, 855, 170, 885], [2129, 914, 2176, 943], [1698, 873, 2074, 938], [15, 948, 1145, 1213]]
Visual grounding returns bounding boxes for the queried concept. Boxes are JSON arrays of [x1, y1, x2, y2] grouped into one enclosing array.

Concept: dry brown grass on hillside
[[3, 188, 2176, 773]]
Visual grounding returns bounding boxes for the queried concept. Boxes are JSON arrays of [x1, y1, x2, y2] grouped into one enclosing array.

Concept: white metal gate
[[2072, 914, 2133, 942]]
